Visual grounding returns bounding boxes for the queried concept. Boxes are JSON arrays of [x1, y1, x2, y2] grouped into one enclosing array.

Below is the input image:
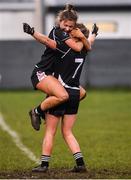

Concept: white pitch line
[[0, 113, 39, 164]]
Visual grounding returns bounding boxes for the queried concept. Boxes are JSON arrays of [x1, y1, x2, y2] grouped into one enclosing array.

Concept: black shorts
[[48, 88, 80, 116], [31, 68, 52, 89]]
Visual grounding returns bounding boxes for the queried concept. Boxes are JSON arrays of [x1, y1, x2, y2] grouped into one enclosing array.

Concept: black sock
[[73, 152, 85, 166], [41, 155, 51, 167], [35, 105, 44, 117]]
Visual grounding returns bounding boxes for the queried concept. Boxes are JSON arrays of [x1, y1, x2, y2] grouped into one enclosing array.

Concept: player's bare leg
[[32, 114, 60, 172], [61, 114, 87, 172], [42, 114, 60, 155], [29, 75, 68, 130], [36, 75, 69, 110], [80, 86, 87, 100], [61, 114, 81, 153]]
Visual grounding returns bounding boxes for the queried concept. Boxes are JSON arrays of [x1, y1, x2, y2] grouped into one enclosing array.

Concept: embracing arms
[[23, 23, 83, 52], [23, 23, 98, 52], [70, 23, 99, 51]]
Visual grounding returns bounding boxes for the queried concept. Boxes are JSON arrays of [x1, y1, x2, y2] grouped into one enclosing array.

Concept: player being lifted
[[23, 4, 98, 173], [23, 4, 98, 131]]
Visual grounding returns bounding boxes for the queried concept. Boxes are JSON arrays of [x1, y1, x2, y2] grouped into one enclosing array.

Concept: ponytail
[[65, 4, 75, 11], [56, 4, 78, 25]]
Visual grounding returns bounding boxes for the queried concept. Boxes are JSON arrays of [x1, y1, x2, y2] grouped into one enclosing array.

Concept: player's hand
[[92, 23, 99, 36], [70, 28, 85, 39], [23, 23, 34, 35]]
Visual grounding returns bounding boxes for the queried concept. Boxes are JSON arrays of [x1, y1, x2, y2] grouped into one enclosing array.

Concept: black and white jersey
[[34, 26, 71, 75], [50, 27, 88, 90], [33, 26, 87, 90], [54, 47, 87, 90]]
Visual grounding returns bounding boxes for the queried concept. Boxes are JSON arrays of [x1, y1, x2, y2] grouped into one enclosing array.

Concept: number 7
[[72, 58, 84, 78]]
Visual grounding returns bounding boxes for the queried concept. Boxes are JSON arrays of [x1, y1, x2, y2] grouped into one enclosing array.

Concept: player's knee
[[61, 128, 71, 138], [80, 90, 87, 100], [47, 129, 56, 137], [83, 91, 87, 99], [59, 91, 69, 103]]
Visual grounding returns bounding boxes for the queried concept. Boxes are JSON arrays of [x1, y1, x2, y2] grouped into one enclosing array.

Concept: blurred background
[[0, 0, 131, 90]]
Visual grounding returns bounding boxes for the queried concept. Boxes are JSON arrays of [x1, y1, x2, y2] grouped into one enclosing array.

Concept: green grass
[[0, 89, 131, 178]]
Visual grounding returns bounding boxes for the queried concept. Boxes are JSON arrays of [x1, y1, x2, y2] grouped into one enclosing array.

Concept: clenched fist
[[92, 23, 99, 36], [23, 23, 35, 35]]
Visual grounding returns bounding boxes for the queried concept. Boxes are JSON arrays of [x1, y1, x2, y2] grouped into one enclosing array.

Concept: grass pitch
[[0, 89, 131, 178]]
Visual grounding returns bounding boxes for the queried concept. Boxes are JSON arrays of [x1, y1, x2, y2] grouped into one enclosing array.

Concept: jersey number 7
[[72, 58, 84, 78]]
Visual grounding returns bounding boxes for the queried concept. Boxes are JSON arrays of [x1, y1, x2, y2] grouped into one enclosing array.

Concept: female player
[[31, 23, 98, 173], [23, 4, 98, 131]]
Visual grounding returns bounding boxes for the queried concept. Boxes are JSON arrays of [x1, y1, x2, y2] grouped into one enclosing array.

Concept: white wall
[[0, 11, 35, 40], [45, 11, 131, 39], [0, 1, 131, 39], [79, 12, 131, 39]]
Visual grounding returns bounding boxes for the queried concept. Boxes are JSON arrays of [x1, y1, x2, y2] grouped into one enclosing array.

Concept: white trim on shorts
[[36, 71, 47, 82], [58, 74, 80, 90]]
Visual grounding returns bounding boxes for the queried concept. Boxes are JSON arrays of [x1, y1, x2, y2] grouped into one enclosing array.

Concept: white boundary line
[[0, 113, 39, 164]]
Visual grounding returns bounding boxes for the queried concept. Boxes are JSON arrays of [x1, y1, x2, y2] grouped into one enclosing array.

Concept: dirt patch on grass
[[0, 168, 131, 179]]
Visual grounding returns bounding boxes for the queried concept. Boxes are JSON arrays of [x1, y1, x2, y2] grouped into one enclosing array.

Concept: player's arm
[[37, 32, 83, 52], [33, 31, 56, 49], [70, 28, 91, 50], [23, 23, 56, 49], [54, 28, 84, 52], [88, 34, 96, 46], [64, 38, 84, 52], [80, 35, 91, 50], [88, 23, 99, 46], [70, 23, 99, 50], [23, 23, 83, 52]]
